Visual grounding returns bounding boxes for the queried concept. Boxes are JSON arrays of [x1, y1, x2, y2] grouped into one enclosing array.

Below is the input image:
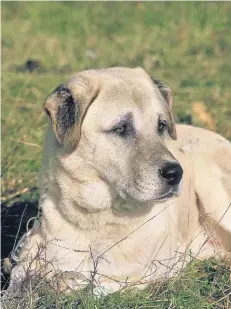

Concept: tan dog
[[7, 67, 231, 296]]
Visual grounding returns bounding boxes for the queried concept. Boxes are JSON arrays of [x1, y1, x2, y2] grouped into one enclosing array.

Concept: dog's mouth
[[116, 180, 183, 205], [154, 180, 183, 202], [120, 187, 181, 205], [153, 189, 177, 202]]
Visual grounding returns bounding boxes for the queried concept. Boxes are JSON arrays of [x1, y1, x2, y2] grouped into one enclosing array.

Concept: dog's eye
[[158, 119, 168, 133], [108, 114, 135, 138], [111, 123, 128, 136]]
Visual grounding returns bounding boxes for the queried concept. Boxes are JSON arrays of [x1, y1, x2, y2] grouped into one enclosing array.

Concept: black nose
[[159, 162, 183, 186]]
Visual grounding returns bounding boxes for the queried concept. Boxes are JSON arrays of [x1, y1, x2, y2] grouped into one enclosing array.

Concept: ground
[[1, 2, 231, 308]]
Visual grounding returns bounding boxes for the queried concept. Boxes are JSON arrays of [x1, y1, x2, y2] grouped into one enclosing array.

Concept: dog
[[6, 67, 231, 297]]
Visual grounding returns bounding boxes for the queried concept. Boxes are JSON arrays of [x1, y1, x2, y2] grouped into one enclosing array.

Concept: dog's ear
[[44, 78, 98, 152], [151, 77, 177, 140], [151, 78, 172, 108], [44, 85, 79, 151]]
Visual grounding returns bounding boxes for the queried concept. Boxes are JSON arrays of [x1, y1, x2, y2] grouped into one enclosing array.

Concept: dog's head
[[44, 67, 183, 207]]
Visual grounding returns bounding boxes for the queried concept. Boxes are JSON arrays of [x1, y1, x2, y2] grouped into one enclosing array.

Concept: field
[[1, 2, 231, 308]]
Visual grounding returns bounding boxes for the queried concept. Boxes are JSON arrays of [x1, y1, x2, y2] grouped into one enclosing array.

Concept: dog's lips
[[117, 179, 183, 204], [124, 188, 179, 205], [154, 181, 183, 202], [154, 190, 175, 202]]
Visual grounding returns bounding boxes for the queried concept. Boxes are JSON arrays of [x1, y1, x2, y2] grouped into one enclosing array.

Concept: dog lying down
[[6, 67, 231, 297]]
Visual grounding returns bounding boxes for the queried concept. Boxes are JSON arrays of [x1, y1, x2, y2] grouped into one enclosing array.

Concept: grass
[[1, 2, 231, 308], [3, 258, 231, 309]]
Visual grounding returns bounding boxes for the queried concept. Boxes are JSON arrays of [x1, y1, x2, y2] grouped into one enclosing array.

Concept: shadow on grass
[[1, 200, 39, 290]]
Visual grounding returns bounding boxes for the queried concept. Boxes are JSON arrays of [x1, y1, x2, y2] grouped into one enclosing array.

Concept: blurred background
[[2, 1, 231, 203]]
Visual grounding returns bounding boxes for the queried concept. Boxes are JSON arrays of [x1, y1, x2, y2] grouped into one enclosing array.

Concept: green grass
[[1, 2, 231, 308], [4, 258, 231, 309]]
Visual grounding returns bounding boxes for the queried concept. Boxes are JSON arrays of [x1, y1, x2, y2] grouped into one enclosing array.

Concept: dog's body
[[7, 67, 231, 295]]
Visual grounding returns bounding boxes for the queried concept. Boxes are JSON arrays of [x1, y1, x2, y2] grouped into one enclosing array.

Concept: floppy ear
[[151, 77, 177, 140], [151, 78, 172, 108], [44, 73, 100, 152], [44, 84, 80, 151]]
